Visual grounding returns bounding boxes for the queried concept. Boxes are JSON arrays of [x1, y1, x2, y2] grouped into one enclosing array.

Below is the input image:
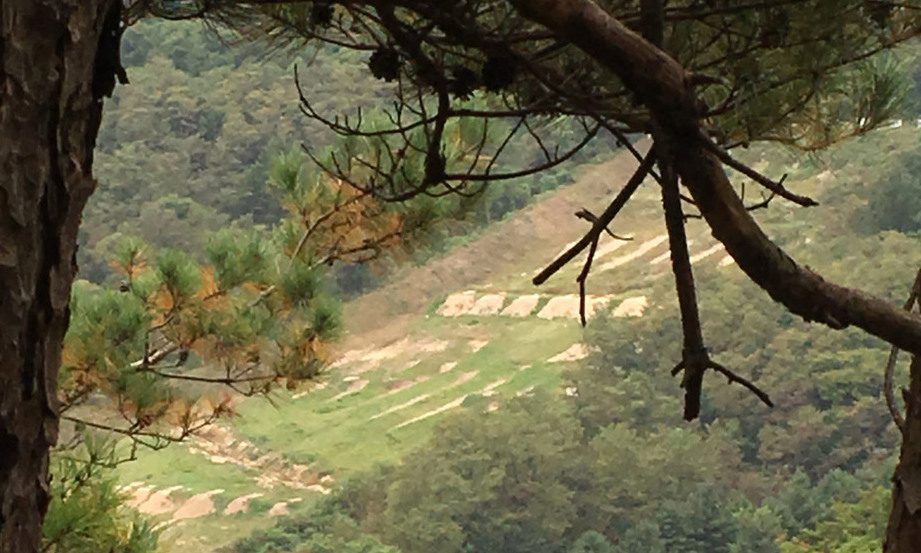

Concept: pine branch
[[533, 149, 656, 285]]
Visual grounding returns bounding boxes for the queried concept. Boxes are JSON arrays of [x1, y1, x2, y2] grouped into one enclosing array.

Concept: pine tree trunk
[[0, 1, 117, 550], [885, 354, 921, 552]]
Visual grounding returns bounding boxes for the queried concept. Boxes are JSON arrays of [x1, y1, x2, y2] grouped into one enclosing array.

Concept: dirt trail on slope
[[340, 142, 652, 348], [189, 425, 331, 492]]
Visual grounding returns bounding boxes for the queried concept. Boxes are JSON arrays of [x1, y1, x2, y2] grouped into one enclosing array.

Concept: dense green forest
[[48, 13, 921, 553], [51, 19, 618, 552], [82, 19, 607, 294], [227, 129, 921, 553], [13, 1, 921, 553]]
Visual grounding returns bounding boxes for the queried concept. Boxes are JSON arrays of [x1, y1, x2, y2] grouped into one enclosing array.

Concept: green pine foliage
[[43, 439, 159, 553], [68, 7, 921, 553], [82, 18, 607, 292]]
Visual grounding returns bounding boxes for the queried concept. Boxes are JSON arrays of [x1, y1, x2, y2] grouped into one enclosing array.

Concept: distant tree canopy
[[6, 1, 921, 552], [142, 0, 921, 415], [130, 1, 921, 549], [866, 149, 921, 234], [230, 136, 920, 552], [84, 19, 609, 287]]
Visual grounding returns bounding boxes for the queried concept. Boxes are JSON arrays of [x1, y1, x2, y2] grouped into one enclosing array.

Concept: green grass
[[230, 315, 583, 474], [115, 443, 308, 552], [117, 444, 255, 496], [114, 146, 797, 550]]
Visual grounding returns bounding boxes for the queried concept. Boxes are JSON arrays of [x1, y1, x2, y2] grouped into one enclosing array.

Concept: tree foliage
[[228, 133, 921, 553], [83, 18, 605, 287], [43, 439, 158, 553], [41, 1, 921, 551], [60, 142, 473, 453]]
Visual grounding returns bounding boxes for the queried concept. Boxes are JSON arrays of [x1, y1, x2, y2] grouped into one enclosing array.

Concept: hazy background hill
[[80, 19, 921, 553], [83, 19, 614, 292]]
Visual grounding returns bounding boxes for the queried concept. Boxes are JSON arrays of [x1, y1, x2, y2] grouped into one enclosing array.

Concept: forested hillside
[[53, 14, 921, 553], [82, 20, 378, 280], [224, 129, 921, 553], [82, 19, 605, 290], [85, 122, 921, 552], [12, 3, 921, 553]]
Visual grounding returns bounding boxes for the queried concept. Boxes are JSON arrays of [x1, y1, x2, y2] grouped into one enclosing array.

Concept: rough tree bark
[[886, 354, 921, 551], [0, 0, 919, 549], [0, 1, 120, 551]]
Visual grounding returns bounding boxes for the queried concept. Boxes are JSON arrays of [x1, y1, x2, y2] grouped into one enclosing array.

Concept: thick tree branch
[[659, 153, 710, 420], [511, 0, 921, 355]]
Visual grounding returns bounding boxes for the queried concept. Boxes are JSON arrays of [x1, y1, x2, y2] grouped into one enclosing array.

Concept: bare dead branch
[[658, 148, 709, 420], [574, 208, 634, 241], [700, 133, 818, 207], [709, 361, 774, 408], [576, 235, 599, 327], [61, 412, 218, 450], [443, 122, 600, 182], [533, 149, 656, 285]]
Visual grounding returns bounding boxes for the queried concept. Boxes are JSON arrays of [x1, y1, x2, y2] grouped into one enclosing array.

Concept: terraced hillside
[[114, 140, 825, 551]]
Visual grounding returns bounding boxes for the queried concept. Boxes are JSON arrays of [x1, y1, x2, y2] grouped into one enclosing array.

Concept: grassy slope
[[116, 130, 891, 551]]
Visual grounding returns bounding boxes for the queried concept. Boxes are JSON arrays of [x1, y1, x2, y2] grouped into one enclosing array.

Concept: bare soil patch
[[437, 291, 477, 316], [137, 486, 185, 516], [468, 294, 506, 315], [500, 294, 541, 317], [370, 394, 432, 420], [268, 498, 303, 517], [612, 296, 648, 318], [548, 343, 591, 363], [172, 489, 224, 521], [468, 339, 489, 352], [537, 294, 611, 320], [393, 395, 469, 429], [598, 234, 668, 272], [690, 244, 724, 264], [223, 493, 264, 516]]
